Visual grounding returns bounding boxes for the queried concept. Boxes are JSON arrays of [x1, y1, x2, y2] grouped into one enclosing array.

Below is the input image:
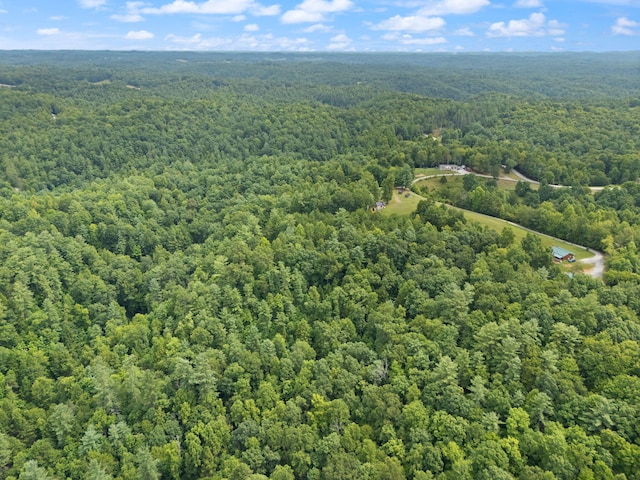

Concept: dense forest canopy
[[1, 51, 639, 99], [1, 51, 640, 480]]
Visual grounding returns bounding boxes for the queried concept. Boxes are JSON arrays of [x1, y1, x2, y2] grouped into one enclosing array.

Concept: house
[[552, 246, 576, 262], [373, 201, 386, 212], [438, 164, 466, 172]]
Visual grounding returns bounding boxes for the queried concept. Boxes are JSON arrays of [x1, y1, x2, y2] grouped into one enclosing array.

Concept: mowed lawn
[[380, 189, 594, 261], [414, 167, 448, 177], [380, 189, 423, 216]]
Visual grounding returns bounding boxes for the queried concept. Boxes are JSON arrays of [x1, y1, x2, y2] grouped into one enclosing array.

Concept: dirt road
[[579, 249, 605, 279]]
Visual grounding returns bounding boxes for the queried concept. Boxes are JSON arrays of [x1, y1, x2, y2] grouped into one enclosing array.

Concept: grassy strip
[[414, 167, 447, 177]]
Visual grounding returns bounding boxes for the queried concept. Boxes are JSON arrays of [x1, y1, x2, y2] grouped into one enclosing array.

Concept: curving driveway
[[510, 169, 605, 191], [579, 249, 605, 279]]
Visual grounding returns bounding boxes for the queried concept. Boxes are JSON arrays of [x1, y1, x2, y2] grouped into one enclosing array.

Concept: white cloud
[[303, 23, 332, 32], [328, 33, 351, 49], [547, 19, 566, 36], [167, 33, 232, 48], [112, 2, 146, 22], [233, 15, 247, 21], [281, 9, 323, 23], [397, 35, 447, 45], [373, 15, 446, 32], [417, 0, 490, 16], [166, 33, 203, 45], [78, 0, 107, 8], [381, 31, 446, 43], [1, 30, 123, 49], [112, 13, 144, 22], [125, 30, 154, 39], [165, 32, 311, 50], [148, 0, 248, 14], [453, 27, 474, 36], [282, 0, 353, 24], [142, 0, 280, 16], [271, 36, 311, 49], [252, 4, 281, 15], [37, 28, 60, 35], [49, 15, 66, 20], [245, 23, 260, 31], [581, 0, 640, 5], [612, 17, 640, 35], [487, 12, 548, 37], [0, 9, 8, 14], [513, 0, 542, 7]]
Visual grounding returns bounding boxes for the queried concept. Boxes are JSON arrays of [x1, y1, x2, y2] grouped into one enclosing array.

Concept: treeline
[[2, 51, 640, 101]]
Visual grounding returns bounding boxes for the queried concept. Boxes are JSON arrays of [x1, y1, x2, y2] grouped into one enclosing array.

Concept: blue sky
[[0, 0, 639, 51]]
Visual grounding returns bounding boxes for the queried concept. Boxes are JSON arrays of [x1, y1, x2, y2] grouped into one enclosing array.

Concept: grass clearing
[[414, 175, 463, 191], [415, 167, 447, 177], [494, 178, 518, 191], [380, 190, 423, 216]]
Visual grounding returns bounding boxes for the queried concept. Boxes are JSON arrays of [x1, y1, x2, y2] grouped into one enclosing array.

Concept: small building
[[373, 201, 386, 212], [552, 246, 575, 262], [438, 164, 466, 172]]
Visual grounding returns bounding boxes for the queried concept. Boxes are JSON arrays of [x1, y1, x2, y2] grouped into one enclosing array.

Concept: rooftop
[[552, 246, 574, 258]]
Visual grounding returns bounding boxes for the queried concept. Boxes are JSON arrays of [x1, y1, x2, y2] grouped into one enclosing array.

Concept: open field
[[415, 175, 461, 191], [380, 189, 594, 261], [415, 167, 447, 177], [380, 189, 423, 216]]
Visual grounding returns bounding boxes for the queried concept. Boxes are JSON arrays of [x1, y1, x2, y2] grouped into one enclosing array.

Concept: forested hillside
[[1, 51, 640, 480]]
